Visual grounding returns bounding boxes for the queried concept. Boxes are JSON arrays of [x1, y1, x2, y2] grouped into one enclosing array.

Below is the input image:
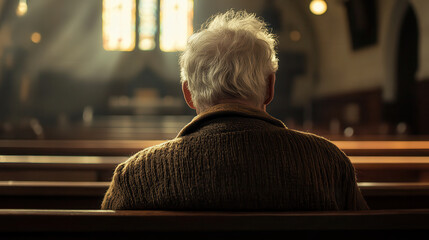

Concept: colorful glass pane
[[138, 0, 158, 50], [102, 0, 136, 51], [160, 0, 193, 52]]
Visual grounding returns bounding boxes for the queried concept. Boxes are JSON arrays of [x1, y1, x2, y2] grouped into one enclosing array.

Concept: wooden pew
[[359, 182, 429, 209], [1, 209, 429, 239], [1, 140, 429, 210], [1, 181, 429, 210], [0, 155, 126, 181], [1, 140, 429, 156], [352, 156, 429, 182], [2, 154, 429, 210], [335, 141, 429, 156], [0, 139, 165, 156], [2, 155, 429, 182], [0, 181, 107, 209]]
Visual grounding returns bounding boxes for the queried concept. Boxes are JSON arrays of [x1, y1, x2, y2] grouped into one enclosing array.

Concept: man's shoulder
[[282, 128, 334, 144], [131, 138, 184, 160], [283, 128, 348, 158], [117, 138, 185, 171]]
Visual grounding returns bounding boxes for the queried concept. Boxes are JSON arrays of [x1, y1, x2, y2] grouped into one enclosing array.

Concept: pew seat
[[1, 209, 429, 239]]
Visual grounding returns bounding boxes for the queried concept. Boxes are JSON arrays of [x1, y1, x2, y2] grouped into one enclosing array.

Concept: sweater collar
[[177, 103, 287, 137]]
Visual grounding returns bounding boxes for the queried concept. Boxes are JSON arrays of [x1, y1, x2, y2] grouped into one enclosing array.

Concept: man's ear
[[182, 81, 196, 109], [264, 73, 276, 105]]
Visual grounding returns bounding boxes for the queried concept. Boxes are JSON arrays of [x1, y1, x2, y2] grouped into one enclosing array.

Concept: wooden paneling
[[312, 88, 383, 135], [311, 80, 429, 136], [417, 80, 429, 134]]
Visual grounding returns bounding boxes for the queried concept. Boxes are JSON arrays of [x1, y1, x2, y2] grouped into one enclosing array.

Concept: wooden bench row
[[1, 209, 429, 239], [2, 181, 428, 197], [1, 140, 429, 156], [1, 181, 429, 210], [2, 155, 429, 182]]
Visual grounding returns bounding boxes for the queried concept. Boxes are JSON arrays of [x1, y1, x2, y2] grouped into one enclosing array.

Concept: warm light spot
[[160, 0, 193, 52], [19, 75, 30, 103], [140, 38, 155, 50], [289, 30, 301, 42], [396, 122, 408, 134], [138, 0, 158, 50], [31, 32, 42, 44], [344, 127, 354, 137], [102, 0, 136, 51], [16, 0, 28, 17], [82, 106, 94, 125], [309, 0, 327, 15]]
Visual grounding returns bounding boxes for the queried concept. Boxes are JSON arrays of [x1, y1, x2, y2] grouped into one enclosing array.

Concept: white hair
[[179, 9, 278, 111]]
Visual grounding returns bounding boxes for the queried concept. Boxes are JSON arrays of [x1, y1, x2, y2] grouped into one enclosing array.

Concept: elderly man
[[102, 10, 369, 210]]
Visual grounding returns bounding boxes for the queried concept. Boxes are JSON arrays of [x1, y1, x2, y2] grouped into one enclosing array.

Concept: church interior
[[1, 0, 429, 238]]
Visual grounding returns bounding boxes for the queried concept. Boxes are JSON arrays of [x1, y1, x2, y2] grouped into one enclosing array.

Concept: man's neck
[[196, 99, 265, 114]]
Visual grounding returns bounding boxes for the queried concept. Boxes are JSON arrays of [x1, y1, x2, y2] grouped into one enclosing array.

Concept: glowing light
[[139, 0, 158, 50], [289, 30, 301, 42], [31, 32, 41, 44], [309, 0, 327, 15], [16, 0, 28, 17], [344, 127, 354, 137], [160, 0, 193, 52], [102, 0, 136, 51]]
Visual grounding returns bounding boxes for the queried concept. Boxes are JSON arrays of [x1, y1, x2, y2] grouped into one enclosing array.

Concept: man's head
[[179, 9, 279, 113]]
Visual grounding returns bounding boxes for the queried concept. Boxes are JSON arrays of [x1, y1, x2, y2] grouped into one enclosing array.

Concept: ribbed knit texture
[[101, 103, 369, 210]]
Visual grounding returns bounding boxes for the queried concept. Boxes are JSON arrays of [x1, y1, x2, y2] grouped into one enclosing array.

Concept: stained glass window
[[102, 0, 136, 51], [160, 0, 193, 52], [102, 0, 193, 52]]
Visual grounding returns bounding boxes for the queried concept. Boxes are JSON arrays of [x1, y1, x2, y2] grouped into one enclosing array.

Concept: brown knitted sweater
[[101, 103, 369, 210]]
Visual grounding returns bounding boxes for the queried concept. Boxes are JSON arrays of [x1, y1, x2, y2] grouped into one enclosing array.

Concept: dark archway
[[395, 4, 419, 134]]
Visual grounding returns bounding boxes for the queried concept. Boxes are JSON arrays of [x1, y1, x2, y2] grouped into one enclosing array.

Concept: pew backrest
[[2, 140, 429, 156], [1, 209, 429, 239]]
